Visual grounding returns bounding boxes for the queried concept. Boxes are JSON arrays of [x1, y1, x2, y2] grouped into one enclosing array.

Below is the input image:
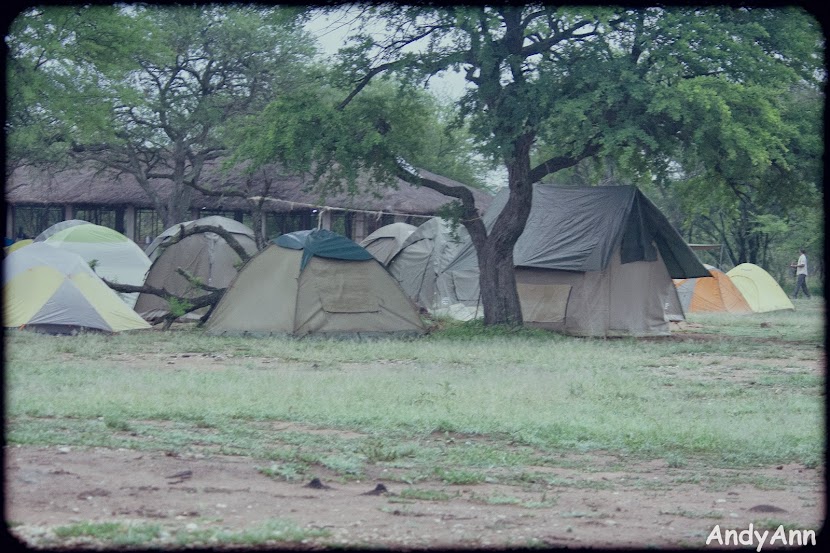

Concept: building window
[[135, 208, 164, 246], [11, 205, 63, 240], [366, 213, 396, 235], [267, 210, 315, 239], [330, 212, 353, 239], [199, 209, 240, 221], [73, 206, 117, 229]]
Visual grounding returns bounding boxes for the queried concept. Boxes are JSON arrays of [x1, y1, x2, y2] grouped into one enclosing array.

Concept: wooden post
[[124, 205, 136, 242], [6, 204, 14, 239], [352, 212, 367, 243], [320, 209, 332, 230]]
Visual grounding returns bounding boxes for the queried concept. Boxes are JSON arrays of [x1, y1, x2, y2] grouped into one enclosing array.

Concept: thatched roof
[[5, 162, 493, 217]]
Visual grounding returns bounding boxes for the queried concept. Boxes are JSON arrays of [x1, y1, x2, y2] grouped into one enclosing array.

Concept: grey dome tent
[[205, 230, 425, 337], [386, 218, 472, 314], [440, 185, 710, 337], [134, 216, 258, 322], [359, 222, 417, 265]]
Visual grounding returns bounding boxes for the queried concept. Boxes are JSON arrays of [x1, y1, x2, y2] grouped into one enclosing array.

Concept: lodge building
[[5, 162, 492, 245]]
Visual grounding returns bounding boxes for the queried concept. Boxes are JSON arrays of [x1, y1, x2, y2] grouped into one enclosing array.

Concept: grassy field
[[3, 298, 825, 547]]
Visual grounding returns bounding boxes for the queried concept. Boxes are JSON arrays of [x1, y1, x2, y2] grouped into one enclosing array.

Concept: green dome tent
[[34, 219, 92, 242], [206, 230, 425, 337]]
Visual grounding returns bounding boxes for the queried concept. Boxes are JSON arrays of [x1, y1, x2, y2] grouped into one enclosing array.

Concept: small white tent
[[386, 218, 472, 313]]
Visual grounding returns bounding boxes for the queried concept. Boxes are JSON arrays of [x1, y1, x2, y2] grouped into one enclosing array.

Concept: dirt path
[[5, 444, 823, 549]]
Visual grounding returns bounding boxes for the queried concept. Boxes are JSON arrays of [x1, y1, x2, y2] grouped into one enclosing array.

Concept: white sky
[[303, 8, 506, 189], [303, 8, 470, 101]]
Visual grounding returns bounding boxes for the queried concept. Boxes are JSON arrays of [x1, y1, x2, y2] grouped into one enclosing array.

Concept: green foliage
[[230, 76, 494, 198], [167, 297, 194, 319], [6, 5, 316, 225]]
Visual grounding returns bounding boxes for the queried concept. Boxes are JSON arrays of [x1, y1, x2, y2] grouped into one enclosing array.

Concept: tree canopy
[[6, 4, 316, 228], [235, 5, 823, 324]]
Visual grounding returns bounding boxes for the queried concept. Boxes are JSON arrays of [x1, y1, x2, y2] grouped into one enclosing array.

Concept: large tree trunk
[[468, 136, 535, 326], [248, 198, 266, 250], [402, 138, 598, 327], [477, 240, 523, 326]]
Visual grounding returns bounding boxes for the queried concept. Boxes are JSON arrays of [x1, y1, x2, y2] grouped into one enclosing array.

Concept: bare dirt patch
[[5, 442, 824, 549]]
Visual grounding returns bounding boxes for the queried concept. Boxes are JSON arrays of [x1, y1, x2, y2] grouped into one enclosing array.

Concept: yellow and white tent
[[4, 239, 32, 254], [3, 243, 151, 333], [726, 263, 795, 313], [44, 223, 151, 307]]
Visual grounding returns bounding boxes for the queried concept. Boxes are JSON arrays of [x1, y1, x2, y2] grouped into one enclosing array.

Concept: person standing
[[791, 248, 811, 299]]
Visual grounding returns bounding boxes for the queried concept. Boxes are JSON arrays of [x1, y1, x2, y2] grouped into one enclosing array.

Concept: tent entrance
[[517, 282, 571, 324]]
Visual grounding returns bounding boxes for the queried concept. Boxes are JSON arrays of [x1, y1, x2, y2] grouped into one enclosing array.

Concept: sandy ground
[[4, 441, 824, 549]]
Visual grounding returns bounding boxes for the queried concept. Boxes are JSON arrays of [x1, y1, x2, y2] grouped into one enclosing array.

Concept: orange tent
[[674, 264, 752, 314]]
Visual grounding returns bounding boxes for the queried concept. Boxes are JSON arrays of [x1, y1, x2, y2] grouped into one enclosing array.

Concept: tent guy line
[[247, 195, 486, 224]]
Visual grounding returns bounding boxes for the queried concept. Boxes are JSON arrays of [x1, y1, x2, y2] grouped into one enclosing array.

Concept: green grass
[[398, 488, 453, 501], [46, 519, 329, 548], [4, 297, 825, 478], [53, 521, 162, 546]]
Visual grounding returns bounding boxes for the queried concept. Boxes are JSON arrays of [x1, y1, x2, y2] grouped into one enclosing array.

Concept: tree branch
[[101, 276, 226, 330], [528, 142, 602, 183], [395, 164, 479, 218], [174, 267, 223, 293], [159, 223, 254, 262], [336, 62, 402, 111], [101, 279, 174, 300]]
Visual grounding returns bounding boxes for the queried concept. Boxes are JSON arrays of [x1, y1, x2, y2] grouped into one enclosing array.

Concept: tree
[[649, 79, 823, 277], [5, 7, 91, 175], [5, 4, 316, 229], [240, 5, 823, 324]]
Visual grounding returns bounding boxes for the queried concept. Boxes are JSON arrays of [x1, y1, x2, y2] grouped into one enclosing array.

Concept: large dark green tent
[[437, 185, 710, 336]]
